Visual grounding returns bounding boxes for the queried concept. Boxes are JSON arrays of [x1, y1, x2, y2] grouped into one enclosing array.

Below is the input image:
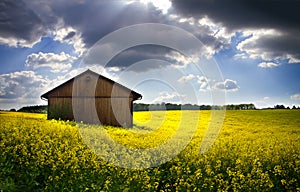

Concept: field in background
[[0, 110, 299, 191]]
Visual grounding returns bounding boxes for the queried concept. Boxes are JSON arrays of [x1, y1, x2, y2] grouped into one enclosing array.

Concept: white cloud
[[291, 94, 300, 101], [234, 53, 249, 60], [237, 29, 282, 60], [168, 14, 179, 20], [197, 76, 210, 91], [179, 17, 196, 25], [140, 0, 172, 14], [264, 96, 270, 100], [53, 25, 86, 56], [167, 15, 233, 58], [258, 62, 279, 68], [196, 16, 233, 57], [198, 16, 220, 35], [213, 79, 239, 92], [0, 71, 49, 99], [25, 52, 76, 73], [227, 27, 300, 66], [152, 91, 185, 103], [178, 74, 195, 83], [235, 28, 300, 64], [165, 51, 198, 68], [0, 36, 42, 48], [108, 67, 121, 72], [287, 54, 300, 64]]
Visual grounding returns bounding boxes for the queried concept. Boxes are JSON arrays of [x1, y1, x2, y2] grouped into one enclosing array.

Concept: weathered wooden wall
[[46, 71, 137, 127]]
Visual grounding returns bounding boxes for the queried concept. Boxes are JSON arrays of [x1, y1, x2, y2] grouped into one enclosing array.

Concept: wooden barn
[[41, 69, 142, 127]]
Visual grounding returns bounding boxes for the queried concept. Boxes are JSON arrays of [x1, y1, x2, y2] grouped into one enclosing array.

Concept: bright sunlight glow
[[139, 0, 172, 14]]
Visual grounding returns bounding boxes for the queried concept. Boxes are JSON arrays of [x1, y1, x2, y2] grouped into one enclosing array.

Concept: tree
[[274, 104, 285, 109], [248, 103, 256, 110], [18, 105, 47, 113]]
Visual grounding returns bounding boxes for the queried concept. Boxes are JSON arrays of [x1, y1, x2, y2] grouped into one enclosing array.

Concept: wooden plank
[[45, 70, 138, 127]]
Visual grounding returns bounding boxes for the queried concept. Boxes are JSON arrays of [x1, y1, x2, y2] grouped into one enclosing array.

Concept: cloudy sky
[[0, 0, 300, 109]]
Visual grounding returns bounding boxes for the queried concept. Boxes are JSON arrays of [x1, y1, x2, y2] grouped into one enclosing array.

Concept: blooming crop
[[0, 110, 299, 191]]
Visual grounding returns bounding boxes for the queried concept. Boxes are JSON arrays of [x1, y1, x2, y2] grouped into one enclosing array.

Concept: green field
[[0, 110, 299, 191]]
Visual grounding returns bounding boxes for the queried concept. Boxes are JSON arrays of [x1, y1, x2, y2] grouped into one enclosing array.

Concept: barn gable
[[41, 69, 142, 127], [41, 69, 141, 99]]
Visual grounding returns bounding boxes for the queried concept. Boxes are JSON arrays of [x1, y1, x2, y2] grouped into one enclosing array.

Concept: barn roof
[[41, 69, 142, 100]]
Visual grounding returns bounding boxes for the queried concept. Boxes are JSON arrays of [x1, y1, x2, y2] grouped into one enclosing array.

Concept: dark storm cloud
[[2, 0, 299, 68], [254, 33, 300, 59], [82, 43, 191, 72], [106, 45, 174, 71], [172, 0, 300, 62], [46, 0, 167, 47], [63, 31, 76, 40], [81, 22, 211, 71], [0, 0, 47, 46], [172, 0, 300, 31], [0, 0, 167, 48]]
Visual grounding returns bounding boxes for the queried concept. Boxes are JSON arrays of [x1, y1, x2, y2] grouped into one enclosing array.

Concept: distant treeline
[[133, 103, 257, 111], [268, 104, 300, 110], [17, 105, 47, 114], [3, 103, 299, 114]]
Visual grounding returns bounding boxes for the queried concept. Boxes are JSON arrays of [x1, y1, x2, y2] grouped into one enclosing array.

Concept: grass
[[0, 110, 299, 191]]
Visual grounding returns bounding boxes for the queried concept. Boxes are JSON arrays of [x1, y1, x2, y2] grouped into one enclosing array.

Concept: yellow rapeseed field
[[0, 110, 299, 191]]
